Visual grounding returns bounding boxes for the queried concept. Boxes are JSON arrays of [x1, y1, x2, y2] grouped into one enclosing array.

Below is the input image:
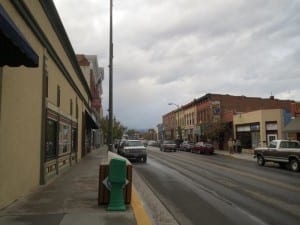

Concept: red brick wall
[[210, 94, 293, 115]]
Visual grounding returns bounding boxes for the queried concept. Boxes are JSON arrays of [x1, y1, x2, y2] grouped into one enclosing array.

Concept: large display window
[[59, 122, 71, 155], [71, 127, 77, 153], [46, 118, 57, 160], [46, 109, 78, 159]]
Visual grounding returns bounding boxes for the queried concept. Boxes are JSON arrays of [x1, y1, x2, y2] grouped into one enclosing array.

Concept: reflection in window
[[46, 119, 57, 160], [59, 123, 71, 154], [268, 141, 277, 148]]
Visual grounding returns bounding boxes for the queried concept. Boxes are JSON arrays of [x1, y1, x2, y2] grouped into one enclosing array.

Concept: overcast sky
[[53, 0, 300, 129]]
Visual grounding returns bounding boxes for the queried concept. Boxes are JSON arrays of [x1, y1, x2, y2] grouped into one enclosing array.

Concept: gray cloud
[[53, 0, 300, 129]]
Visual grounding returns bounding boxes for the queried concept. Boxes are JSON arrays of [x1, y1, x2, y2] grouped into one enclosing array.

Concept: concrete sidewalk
[[215, 149, 256, 161], [0, 146, 138, 225]]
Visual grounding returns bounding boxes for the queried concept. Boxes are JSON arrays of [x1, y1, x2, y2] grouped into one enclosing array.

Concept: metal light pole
[[108, 0, 113, 151], [168, 102, 182, 141]]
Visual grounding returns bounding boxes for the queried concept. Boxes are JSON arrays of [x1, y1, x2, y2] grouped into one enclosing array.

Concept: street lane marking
[[209, 163, 300, 192], [131, 186, 153, 225], [243, 188, 300, 218], [149, 150, 300, 193], [148, 149, 300, 222]]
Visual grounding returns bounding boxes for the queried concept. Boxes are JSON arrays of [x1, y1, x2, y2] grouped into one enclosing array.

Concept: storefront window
[[266, 122, 277, 131], [237, 125, 251, 132], [59, 123, 71, 154], [71, 127, 77, 152], [46, 119, 57, 160], [85, 129, 91, 152], [251, 132, 260, 148]]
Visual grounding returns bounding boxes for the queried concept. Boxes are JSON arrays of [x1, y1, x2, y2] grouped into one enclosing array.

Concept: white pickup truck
[[254, 140, 300, 172]]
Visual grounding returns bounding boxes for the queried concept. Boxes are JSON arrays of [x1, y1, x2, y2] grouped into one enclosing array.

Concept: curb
[[215, 150, 255, 161], [131, 186, 152, 225]]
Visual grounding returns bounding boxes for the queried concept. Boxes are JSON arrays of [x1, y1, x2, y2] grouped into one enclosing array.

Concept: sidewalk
[[0, 146, 138, 225], [214, 149, 256, 161]]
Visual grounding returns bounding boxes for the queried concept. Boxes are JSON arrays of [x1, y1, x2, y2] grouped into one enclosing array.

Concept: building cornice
[[11, 0, 92, 112]]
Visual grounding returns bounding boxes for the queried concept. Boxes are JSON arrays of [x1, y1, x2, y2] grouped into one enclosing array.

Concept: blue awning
[[0, 4, 38, 67], [283, 117, 300, 133]]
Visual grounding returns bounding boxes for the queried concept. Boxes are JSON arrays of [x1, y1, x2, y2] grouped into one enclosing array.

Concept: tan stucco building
[[0, 0, 98, 209], [233, 109, 288, 148], [180, 102, 196, 141]]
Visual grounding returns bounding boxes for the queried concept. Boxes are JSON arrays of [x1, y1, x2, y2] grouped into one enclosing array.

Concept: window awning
[[283, 117, 300, 133], [0, 4, 38, 67], [85, 111, 99, 129]]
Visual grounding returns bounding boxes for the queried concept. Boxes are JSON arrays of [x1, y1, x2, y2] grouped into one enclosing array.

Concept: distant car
[[141, 139, 148, 147], [192, 142, 214, 154], [117, 139, 127, 154], [118, 139, 147, 163], [148, 140, 158, 147], [180, 141, 194, 152], [160, 140, 177, 152]]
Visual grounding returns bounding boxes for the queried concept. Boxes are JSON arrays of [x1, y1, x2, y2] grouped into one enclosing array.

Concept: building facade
[[233, 109, 290, 148], [77, 54, 105, 148], [0, 0, 99, 209], [283, 102, 300, 141], [86, 56, 104, 148], [181, 101, 196, 141], [156, 123, 164, 141], [163, 93, 295, 149], [162, 111, 176, 140]]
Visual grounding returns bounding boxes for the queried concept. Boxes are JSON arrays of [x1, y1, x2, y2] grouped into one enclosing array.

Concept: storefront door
[[267, 134, 277, 145]]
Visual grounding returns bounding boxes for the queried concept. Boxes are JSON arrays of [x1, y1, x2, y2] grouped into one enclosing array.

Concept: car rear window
[[126, 141, 143, 146]]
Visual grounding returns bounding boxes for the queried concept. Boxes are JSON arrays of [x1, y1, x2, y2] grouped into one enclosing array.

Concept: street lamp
[[168, 102, 182, 141]]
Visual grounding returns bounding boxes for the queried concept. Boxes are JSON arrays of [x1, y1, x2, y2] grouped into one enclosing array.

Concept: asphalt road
[[134, 146, 300, 225]]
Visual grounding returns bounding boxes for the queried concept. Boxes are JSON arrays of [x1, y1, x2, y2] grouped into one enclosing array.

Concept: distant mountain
[[135, 128, 148, 133]]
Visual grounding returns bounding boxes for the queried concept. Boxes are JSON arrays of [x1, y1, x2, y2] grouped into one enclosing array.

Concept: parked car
[[192, 142, 214, 154], [117, 138, 127, 154], [141, 139, 148, 147], [160, 140, 177, 152], [118, 139, 147, 163], [180, 141, 194, 152], [254, 139, 300, 171]]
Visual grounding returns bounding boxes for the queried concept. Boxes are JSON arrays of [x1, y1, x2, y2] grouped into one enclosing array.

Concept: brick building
[[162, 111, 177, 140], [162, 93, 295, 149]]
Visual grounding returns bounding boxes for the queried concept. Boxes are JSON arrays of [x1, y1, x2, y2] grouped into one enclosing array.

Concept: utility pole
[[108, 0, 113, 151]]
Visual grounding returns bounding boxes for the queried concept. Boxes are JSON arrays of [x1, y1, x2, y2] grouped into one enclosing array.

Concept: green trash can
[[107, 158, 127, 211]]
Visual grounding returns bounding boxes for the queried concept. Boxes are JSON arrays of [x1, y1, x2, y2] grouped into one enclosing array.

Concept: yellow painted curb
[[131, 186, 152, 225]]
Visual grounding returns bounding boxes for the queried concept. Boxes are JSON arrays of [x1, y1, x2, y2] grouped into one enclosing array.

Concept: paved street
[[134, 146, 300, 225]]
